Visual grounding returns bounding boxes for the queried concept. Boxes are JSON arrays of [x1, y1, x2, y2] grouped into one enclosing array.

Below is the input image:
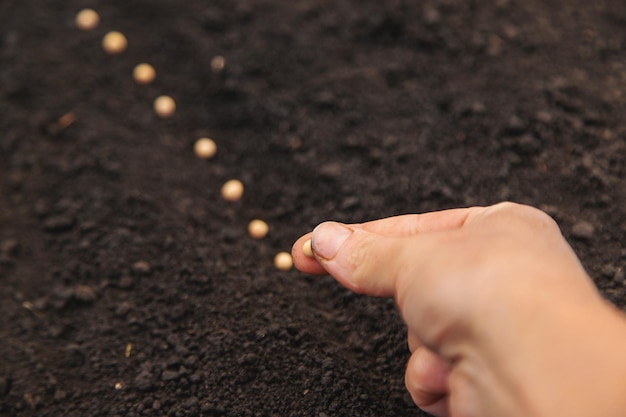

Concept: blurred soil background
[[1, 0, 625, 416]]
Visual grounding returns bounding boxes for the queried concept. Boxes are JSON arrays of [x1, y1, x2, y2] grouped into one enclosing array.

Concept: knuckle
[[343, 233, 403, 296], [345, 236, 379, 293], [491, 201, 561, 232]]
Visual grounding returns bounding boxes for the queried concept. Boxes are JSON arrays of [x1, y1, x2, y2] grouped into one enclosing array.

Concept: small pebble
[[161, 370, 179, 382], [211, 56, 225, 73], [571, 220, 595, 240], [274, 252, 293, 271], [0, 376, 11, 396], [602, 264, 616, 278], [54, 389, 67, 401], [1, 239, 19, 257], [102, 31, 128, 55], [76, 9, 100, 31], [47, 111, 76, 136], [73, 285, 97, 303], [303, 239, 313, 258], [248, 219, 269, 239], [221, 179, 244, 202], [118, 275, 133, 289], [133, 63, 156, 85], [153, 95, 176, 118], [63, 344, 85, 367], [43, 215, 75, 233], [57, 112, 76, 130], [132, 261, 151, 275], [194, 138, 217, 159], [134, 370, 155, 391]]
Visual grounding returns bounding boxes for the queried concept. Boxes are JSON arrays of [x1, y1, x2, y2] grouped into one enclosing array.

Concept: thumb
[[311, 221, 407, 297]]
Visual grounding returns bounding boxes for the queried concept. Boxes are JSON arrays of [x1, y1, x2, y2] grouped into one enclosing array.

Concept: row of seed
[[75, 8, 294, 270]]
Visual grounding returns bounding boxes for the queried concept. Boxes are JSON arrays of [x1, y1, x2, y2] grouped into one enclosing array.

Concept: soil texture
[[1, 1, 626, 416]]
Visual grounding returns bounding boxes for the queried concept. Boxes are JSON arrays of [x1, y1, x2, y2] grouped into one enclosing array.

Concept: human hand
[[292, 202, 626, 417]]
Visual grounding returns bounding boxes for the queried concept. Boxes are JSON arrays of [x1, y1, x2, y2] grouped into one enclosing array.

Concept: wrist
[[553, 299, 626, 417], [510, 295, 626, 417], [592, 302, 626, 416]]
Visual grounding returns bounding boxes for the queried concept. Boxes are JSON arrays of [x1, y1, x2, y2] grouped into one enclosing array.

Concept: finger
[[292, 208, 480, 277], [408, 330, 421, 353], [356, 208, 476, 237], [405, 346, 451, 416], [309, 221, 411, 296], [292, 232, 326, 274]]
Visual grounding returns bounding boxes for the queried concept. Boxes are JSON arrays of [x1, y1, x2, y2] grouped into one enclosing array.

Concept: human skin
[[291, 202, 626, 417]]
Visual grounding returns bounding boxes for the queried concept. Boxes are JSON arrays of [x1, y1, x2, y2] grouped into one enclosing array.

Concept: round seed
[[248, 219, 269, 239], [133, 63, 156, 85], [153, 95, 176, 118], [221, 179, 244, 202], [274, 252, 293, 271], [194, 138, 217, 159], [211, 56, 225, 73], [302, 239, 313, 258], [102, 31, 128, 55], [76, 9, 100, 31]]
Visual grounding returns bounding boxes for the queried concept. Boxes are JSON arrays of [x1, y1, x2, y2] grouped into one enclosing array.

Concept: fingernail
[[311, 222, 353, 260]]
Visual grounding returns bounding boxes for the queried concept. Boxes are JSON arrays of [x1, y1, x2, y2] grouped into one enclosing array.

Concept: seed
[[221, 179, 244, 202], [133, 63, 156, 85], [274, 252, 293, 271], [76, 9, 100, 31], [248, 219, 269, 239], [102, 31, 128, 55], [211, 56, 225, 73], [153, 95, 176, 118], [57, 112, 76, 129], [194, 138, 217, 159], [302, 239, 313, 258]]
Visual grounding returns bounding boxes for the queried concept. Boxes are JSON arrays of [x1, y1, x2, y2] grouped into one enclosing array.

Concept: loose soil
[[1, 1, 626, 416]]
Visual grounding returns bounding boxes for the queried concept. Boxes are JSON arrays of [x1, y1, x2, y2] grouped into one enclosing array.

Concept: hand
[[292, 202, 626, 417]]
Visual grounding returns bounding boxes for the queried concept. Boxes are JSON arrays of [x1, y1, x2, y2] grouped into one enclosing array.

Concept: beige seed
[[102, 31, 128, 55], [211, 56, 226, 73], [133, 63, 156, 85], [221, 179, 244, 202], [274, 252, 293, 271], [302, 239, 313, 258], [153, 95, 176, 118], [194, 138, 217, 159], [248, 219, 269, 239], [76, 9, 100, 31]]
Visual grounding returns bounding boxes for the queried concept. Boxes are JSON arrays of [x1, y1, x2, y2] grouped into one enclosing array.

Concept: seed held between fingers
[[302, 239, 313, 258]]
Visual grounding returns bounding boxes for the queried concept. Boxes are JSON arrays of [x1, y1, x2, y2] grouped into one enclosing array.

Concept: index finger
[[358, 208, 474, 237], [292, 207, 477, 275]]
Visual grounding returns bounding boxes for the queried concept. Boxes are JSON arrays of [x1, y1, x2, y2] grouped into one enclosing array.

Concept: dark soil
[[1, 1, 626, 416]]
